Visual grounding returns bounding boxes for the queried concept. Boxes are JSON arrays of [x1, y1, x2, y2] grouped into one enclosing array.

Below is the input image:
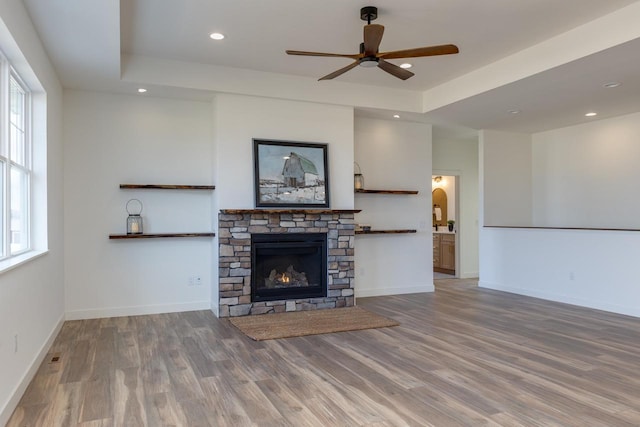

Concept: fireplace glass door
[[251, 233, 327, 302]]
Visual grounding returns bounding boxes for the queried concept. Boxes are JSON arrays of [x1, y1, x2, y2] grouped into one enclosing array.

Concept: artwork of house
[[282, 152, 319, 187]]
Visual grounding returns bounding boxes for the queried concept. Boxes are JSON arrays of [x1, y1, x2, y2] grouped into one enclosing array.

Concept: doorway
[[432, 175, 457, 279]]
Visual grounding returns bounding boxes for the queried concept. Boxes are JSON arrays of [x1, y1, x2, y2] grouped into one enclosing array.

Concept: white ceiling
[[21, 0, 640, 136]]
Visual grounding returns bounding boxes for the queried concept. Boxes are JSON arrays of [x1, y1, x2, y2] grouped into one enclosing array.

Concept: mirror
[[432, 188, 448, 226]]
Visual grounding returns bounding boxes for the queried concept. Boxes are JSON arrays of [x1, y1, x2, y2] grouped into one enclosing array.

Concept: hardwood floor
[[8, 279, 640, 426]]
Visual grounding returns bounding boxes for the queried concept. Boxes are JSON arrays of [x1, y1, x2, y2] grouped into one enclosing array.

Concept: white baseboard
[[210, 300, 220, 318], [65, 300, 211, 320], [459, 271, 479, 279], [0, 314, 64, 426], [479, 281, 640, 318], [356, 284, 435, 298]]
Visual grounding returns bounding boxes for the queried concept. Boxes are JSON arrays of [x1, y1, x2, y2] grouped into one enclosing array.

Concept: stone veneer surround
[[218, 209, 358, 317]]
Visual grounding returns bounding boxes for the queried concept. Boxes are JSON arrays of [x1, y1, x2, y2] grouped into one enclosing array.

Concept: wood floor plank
[[254, 378, 328, 427], [8, 278, 640, 426], [182, 336, 219, 378], [138, 347, 172, 396], [59, 339, 94, 384], [114, 330, 141, 370], [217, 376, 287, 426], [42, 382, 85, 427], [113, 367, 148, 427], [198, 377, 254, 427], [143, 392, 187, 427], [79, 376, 112, 423], [161, 349, 206, 402]]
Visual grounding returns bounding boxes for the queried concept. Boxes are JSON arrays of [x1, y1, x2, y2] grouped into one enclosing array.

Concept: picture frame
[[253, 139, 330, 208]]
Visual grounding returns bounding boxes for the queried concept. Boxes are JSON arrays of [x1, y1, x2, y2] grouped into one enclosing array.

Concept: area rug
[[228, 306, 399, 341]]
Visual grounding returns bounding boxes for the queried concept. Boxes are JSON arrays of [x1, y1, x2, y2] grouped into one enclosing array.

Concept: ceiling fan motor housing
[[360, 6, 378, 23]]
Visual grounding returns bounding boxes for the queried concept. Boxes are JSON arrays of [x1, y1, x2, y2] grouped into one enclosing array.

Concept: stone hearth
[[218, 209, 358, 317]]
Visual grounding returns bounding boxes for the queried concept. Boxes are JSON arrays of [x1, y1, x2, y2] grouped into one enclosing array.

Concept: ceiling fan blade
[[319, 61, 360, 81], [377, 59, 414, 80], [379, 44, 459, 60], [363, 24, 384, 56], [286, 50, 362, 59]]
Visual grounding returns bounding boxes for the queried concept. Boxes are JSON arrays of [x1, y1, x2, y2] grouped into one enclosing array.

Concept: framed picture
[[253, 139, 330, 208]]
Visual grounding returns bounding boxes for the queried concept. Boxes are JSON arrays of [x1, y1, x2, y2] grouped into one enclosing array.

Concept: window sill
[[0, 249, 48, 274]]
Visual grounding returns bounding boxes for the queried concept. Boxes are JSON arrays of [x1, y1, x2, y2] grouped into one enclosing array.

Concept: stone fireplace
[[218, 209, 358, 317]]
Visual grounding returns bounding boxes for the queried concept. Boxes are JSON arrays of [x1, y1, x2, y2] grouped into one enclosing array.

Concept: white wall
[[480, 112, 640, 317], [480, 130, 533, 226], [354, 117, 433, 297], [533, 111, 640, 228], [0, 2, 65, 424], [64, 90, 214, 319], [432, 137, 479, 278], [480, 227, 640, 317], [213, 94, 355, 209]]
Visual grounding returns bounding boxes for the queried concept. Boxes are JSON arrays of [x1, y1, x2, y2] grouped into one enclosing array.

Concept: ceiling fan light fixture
[[209, 32, 225, 40], [359, 57, 379, 68], [400, 63, 412, 69]]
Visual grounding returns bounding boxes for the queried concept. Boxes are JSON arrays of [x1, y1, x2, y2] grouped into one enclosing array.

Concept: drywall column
[[480, 130, 533, 226], [354, 117, 433, 296], [478, 129, 532, 292], [432, 136, 480, 278]]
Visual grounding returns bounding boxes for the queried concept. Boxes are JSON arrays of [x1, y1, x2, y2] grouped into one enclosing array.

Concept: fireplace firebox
[[251, 233, 327, 302]]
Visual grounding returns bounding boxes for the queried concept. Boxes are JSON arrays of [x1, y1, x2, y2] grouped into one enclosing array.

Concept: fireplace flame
[[264, 266, 309, 289]]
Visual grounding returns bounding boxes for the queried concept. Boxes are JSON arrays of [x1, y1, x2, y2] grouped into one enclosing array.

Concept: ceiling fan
[[286, 6, 459, 81]]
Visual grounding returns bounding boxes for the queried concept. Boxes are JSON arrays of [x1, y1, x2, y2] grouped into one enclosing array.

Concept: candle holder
[[354, 162, 364, 190], [126, 199, 143, 234]]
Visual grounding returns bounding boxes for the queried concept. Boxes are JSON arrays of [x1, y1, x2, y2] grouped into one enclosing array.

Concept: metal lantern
[[354, 162, 364, 190], [126, 198, 143, 234]]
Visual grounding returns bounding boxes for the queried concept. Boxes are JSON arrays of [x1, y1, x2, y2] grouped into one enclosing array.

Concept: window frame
[[0, 52, 33, 261]]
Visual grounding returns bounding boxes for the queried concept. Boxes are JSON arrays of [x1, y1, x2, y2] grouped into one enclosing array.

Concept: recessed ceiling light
[[137, 88, 147, 93], [508, 110, 520, 114], [603, 82, 621, 88], [585, 112, 597, 117], [209, 32, 225, 40], [393, 114, 400, 118], [399, 63, 412, 69]]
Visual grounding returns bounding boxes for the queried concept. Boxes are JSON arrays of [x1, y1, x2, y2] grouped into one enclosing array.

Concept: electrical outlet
[[188, 276, 203, 286]]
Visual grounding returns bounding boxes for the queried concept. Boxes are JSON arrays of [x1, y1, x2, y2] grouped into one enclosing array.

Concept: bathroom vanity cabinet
[[433, 232, 455, 274]]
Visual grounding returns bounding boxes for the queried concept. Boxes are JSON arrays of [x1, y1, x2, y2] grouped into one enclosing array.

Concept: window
[[0, 54, 32, 260]]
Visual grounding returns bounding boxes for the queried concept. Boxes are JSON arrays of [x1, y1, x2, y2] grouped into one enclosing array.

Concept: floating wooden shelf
[[356, 229, 417, 235], [113, 185, 215, 240], [109, 233, 215, 240], [120, 184, 215, 190], [355, 189, 418, 195]]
